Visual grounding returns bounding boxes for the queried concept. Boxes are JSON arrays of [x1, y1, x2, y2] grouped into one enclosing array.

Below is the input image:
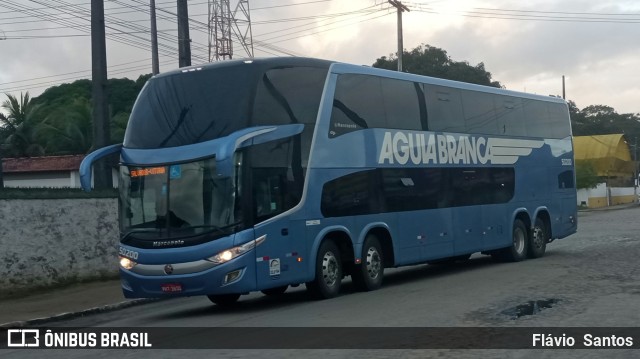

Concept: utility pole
[[635, 137, 638, 204], [150, 0, 160, 75], [562, 75, 566, 100], [0, 147, 4, 189], [177, 0, 192, 67], [91, 0, 112, 189], [388, 0, 410, 72]]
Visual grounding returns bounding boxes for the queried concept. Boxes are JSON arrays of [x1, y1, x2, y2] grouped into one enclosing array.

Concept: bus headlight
[[119, 256, 137, 270], [207, 235, 266, 265]]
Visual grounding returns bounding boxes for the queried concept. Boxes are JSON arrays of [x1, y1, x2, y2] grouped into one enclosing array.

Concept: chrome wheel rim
[[322, 251, 339, 287], [513, 227, 526, 254], [531, 226, 545, 249], [365, 246, 381, 279]]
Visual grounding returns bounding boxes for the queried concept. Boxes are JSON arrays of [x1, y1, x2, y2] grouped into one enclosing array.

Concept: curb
[[578, 203, 639, 212], [0, 298, 160, 328]]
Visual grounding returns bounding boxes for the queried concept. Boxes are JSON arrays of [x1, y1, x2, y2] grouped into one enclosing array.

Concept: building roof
[[1, 155, 84, 173], [574, 134, 631, 161], [573, 134, 633, 177]]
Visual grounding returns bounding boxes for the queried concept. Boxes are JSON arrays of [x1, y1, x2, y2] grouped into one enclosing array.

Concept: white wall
[[577, 183, 636, 207], [0, 198, 119, 296], [611, 187, 635, 196], [577, 183, 607, 206], [4, 172, 71, 188], [5, 170, 119, 189]]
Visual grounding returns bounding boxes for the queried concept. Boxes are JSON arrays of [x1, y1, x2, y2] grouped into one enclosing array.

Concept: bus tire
[[208, 293, 240, 306], [493, 219, 528, 262], [261, 285, 288, 296], [306, 240, 342, 299], [528, 217, 548, 258], [352, 234, 384, 292]]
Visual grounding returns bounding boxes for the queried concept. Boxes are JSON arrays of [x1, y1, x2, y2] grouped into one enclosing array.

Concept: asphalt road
[[2, 206, 639, 358]]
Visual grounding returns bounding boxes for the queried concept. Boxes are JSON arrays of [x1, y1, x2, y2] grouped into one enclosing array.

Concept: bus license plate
[[161, 283, 183, 293]]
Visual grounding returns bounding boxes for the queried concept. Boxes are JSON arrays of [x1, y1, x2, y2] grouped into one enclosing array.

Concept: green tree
[[373, 44, 502, 87], [0, 92, 45, 157], [34, 76, 150, 115], [111, 111, 129, 144], [39, 98, 93, 155], [31, 74, 152, 152], [576, 160, 600, 189]]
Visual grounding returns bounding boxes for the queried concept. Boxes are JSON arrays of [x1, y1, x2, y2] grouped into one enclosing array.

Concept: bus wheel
[[493, 219, 528, 262], [261, 285, 288, 296], [306, 241, 342, 299], [207, 293, 241, 306], [528, 217, 548, 258], [352, 235, 384, 291]]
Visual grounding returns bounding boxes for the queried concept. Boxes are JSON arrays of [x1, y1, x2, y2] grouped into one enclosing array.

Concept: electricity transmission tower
[[209, 0, 254, 61]]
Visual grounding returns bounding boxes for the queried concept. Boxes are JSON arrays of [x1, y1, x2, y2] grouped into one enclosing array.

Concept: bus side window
[[250, 139, 302, 223], [495, 96, 526, 137], [379, 78, 423, 131], [425, 86, 465, 133], [547, 103, 572, 139], [523, 99, 549, 138], [330, 75, 385, 137], [461, 90, 498, 135], [321, 170, 377, 217], [558, 170, 575, 189], [330, 75, 427, 137]]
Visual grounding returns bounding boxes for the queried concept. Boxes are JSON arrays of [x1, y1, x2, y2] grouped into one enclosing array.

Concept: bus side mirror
[[79, 144, 123, 192]]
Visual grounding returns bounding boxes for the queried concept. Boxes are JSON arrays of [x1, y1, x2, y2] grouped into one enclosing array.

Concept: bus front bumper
[[119, 251, 257, 298]]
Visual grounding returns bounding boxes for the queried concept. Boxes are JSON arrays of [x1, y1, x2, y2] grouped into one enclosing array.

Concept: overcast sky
[[1, 0, 640, 114]]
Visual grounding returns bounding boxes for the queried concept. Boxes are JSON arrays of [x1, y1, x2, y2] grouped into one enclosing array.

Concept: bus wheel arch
[[529, 211, 551, 258], [352, 228, 391, 292]]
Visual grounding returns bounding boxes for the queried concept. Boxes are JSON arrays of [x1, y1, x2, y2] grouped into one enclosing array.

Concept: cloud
[[327, 0, 640, 113], [2, 0, 640, 114]]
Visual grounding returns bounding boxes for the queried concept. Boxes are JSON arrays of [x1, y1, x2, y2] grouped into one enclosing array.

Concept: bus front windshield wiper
[[121, 228, 163, 243], [177, 222, 243, 236]]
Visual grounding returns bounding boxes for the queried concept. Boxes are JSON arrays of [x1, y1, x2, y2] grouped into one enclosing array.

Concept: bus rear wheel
[[528, 217, 548, 258], [306, 240, 342, 299], [208, 293, 241, 306], [352, 235, 384, 291], [493, 219, 528, 262]]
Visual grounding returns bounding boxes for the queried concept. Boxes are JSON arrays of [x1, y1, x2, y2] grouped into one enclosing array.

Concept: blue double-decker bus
[[81, 57, 577, 305]]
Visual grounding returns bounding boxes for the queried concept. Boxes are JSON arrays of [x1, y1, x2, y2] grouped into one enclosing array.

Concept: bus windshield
[[123, 64, 254, 149], [119, 155, 244, 244]]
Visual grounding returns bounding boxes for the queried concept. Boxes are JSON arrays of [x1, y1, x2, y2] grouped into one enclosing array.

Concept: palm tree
[[0, 92, 45, 157]]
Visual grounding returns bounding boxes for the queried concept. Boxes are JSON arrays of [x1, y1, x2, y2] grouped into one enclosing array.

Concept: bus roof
[[329, 62, 567, 105], [154, 57, 566, 105], [154, 57, 335, 80]]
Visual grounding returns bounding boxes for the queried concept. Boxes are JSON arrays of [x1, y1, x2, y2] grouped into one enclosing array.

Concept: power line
[[0, 58, 172, 93], [255, 6, 391, 44], [406, 3, 640, 24], [252, 0, 332, 11], [0, 58, 153, 86], [2, 0, 392, 94]]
